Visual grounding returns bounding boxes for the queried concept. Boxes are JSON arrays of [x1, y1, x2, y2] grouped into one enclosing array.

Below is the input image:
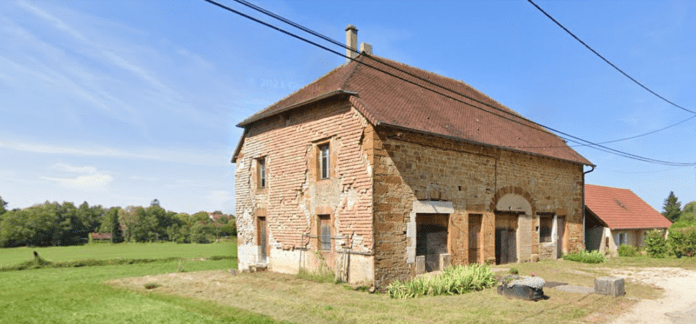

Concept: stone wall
[[371, 127, 585, 288], [235, 98, 374, 283]]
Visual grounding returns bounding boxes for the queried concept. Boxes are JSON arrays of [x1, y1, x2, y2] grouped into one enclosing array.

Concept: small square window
[[319, 144, 330, 179], [257, 158, 266, 189], [318, 215, 331, 251]]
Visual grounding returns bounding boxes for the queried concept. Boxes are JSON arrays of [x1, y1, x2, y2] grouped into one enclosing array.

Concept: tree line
[[0, 196, 235, 248], [662, 191, 696, 223]]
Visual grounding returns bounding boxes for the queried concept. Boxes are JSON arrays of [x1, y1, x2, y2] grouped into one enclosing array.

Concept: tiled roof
[[585, 184, 672, 230], [237, 54, 592, 165]]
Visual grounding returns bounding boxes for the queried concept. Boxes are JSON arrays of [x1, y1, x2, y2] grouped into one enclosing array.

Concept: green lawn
[[0, 241, 237, 267], [0, 241, 278, 323]]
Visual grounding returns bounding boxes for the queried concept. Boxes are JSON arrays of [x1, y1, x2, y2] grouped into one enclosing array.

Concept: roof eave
[[375, 121, 594, 167], [236, 90, 358, 128]]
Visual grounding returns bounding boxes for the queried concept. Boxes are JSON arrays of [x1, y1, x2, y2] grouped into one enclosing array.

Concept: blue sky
[[1, 0, 694, 214]]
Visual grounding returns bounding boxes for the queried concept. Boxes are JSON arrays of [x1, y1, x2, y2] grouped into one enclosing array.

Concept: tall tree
[[662, 191, 682, 222], [0, 196, 7, 215]]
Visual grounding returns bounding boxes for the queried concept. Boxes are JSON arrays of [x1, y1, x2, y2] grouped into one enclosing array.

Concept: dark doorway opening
[[257, 217, 268, 263], [495, 212, 518, 265], [468, 214, 482, 264], [416, 214, 449, 272], [557, 216, 566, 259]]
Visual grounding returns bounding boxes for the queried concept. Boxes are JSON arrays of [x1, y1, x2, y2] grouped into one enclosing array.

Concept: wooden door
[[557, 216, 565, 258], [468, 214, 482, 264], [257, 217, 267, 262], [495, 212, 518, 265]]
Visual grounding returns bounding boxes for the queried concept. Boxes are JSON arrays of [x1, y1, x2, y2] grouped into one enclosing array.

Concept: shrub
[[562, 250, 605, 263], [618, 244, 638, 257], [386, 264, 497, 299], [509, 268, 519, 275], [645, 229, 669, 258], [668, 227, 696, 258]]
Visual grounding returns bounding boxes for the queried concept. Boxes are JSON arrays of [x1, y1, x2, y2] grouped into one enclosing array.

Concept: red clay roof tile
[[237, 54, 592, 165], [585, 184, 672, 230]]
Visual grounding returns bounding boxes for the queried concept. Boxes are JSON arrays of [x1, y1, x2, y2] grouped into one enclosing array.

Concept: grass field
[[0, 241, 278, 323], [3, 241, 694, 323], [0, 241, 237, 267], [109, 257, 681, 323]]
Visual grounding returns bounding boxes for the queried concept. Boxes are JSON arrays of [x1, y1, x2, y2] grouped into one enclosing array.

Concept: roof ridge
[[237, 63, 354, 126], [586, 184, 631, 190], [340, 55, 363, 90], [366, 54, 555, 135]]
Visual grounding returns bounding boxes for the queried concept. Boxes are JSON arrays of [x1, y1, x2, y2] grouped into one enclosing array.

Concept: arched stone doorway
[[491, 187, 535, 264]]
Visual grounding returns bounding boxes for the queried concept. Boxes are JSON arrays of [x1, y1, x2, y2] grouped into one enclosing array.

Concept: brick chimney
[[345, 24, 358, 63]]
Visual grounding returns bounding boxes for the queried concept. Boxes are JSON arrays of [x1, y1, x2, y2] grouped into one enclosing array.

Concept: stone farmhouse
[[585, 184, 672, 256], [233, 26, 593, 287]]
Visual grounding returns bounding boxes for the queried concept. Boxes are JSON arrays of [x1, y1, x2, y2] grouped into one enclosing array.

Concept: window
[[618, 232, 627, 246], [318, 214, 331, 251], [539, 215, 553, 243], [257, 158, 266, 189], [319, 144, 330, 179]]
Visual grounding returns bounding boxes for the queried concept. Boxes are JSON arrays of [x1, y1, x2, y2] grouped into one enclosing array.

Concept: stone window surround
[[406, 200, 454, 264]]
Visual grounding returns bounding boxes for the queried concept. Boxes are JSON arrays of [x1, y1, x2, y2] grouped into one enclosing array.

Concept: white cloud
[[41, 173, 113, 190], [128, 176, 159, 182], [51, 163, 97, 174], [0, 139, 229, 167]]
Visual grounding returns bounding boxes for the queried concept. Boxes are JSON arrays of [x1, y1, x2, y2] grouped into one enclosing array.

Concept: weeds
[[386, 264, 497, 298], [509, 268, 519, 275], [144, 282, 161, 289], [563, 250, 605, 263], [618, 244, 639, 257]]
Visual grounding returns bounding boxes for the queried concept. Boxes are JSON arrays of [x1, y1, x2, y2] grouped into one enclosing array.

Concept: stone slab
[[594, 276, 625, 297]]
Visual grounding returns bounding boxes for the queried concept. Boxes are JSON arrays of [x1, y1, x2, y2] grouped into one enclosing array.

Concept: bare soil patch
[[606, 267, 696, 324]]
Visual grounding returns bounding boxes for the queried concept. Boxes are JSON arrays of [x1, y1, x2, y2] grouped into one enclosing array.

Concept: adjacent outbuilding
[[584, 184, 672, 255]]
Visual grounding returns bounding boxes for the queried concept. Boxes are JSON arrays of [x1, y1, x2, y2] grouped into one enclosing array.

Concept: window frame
[[317, 214, 332, 251], [256, 157, 266, 189], [618, 232, 627, 246], [318, 144, 330, 180], [539, 214, 553, 243]]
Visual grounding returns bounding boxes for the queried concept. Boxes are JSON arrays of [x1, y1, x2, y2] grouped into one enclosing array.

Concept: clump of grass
[[618, 244, 639, 257], [386, 264, 497, 299], [563, 250, 606, 263], [509, 268, 519, 275], [297, 266, 336, 284], [144, 282, 161, 289]]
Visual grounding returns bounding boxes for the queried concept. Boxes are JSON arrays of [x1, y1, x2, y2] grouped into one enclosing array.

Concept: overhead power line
[[233, 0, 695, 150], [201, 0, 696, 167], [527, 0, 696, 115]]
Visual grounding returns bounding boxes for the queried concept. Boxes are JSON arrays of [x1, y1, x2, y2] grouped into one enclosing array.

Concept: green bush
[[668, 227, 696, 258], [562, 250, 605, 263], [509, 268, 519, 275], [670, 220, 696, 229], [617, 244, 638, 257], [386, 264, 497, 299], [645, 229, 669, 258]]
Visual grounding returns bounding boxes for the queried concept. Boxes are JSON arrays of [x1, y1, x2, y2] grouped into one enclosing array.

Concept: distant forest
[[0, 196, 235, 248]]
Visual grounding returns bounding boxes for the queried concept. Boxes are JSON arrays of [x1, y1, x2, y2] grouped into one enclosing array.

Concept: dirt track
[[609, 267, 696, 324]]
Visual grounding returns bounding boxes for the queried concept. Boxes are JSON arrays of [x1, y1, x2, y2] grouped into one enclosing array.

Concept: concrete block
[[594, 276, 625, 297], [415, 255, 425, 274], [439, 253, 451, 270]]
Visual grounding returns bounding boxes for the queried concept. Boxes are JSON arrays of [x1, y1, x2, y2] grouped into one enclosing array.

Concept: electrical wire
[[201, 0, 696, 167], [527, 0, 696, 115], [233, 0, 696, 149]]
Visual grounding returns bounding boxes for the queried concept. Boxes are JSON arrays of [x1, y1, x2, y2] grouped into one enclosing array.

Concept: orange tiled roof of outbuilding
[[585, 184, 672, 230]]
